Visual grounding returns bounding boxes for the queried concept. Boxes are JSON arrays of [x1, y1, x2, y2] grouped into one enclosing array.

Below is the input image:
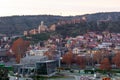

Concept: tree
[[100, 58, 111, 70], [93, 51, 102, 64], [11, 38, 30, 63], [93, 49, 109, 64], [62, 50, 73, 68], [76, 55, 86, 69], [112, 53, 120, 68], [85, 54, 92, 66]]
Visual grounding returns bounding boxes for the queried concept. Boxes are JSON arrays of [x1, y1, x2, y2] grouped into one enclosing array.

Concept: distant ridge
[[0, 12, 119, 35]]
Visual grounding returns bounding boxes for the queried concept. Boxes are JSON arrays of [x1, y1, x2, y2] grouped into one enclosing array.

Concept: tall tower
[[38, 21, 44, 33], [38, 21, 48, 33], [41, 21, 44, 26]]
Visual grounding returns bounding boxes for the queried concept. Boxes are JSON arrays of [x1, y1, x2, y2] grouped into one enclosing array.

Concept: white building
[[28, 48, 48, 56], [20, 48, 49, 66]]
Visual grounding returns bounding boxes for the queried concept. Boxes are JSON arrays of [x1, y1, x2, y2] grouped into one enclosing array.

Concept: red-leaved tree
[[112, 53, 120, 68], [62, 50, 73, 68], [100, 58, 111, 70], [76, 55, 86, 69], [11, 38, 30, 63]]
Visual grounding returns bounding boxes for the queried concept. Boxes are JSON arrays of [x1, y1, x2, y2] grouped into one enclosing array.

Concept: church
[[23, 21, 56, 36]]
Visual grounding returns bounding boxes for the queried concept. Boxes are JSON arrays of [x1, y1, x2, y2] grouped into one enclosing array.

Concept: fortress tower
[[38, 21, 48, 33]]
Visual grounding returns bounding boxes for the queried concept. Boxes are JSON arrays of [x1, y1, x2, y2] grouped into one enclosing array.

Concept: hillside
[[56, 20, 120, 37], [81, 12, 120, 21], [0, 15, 61, 35], [0, 12, 119, 35]]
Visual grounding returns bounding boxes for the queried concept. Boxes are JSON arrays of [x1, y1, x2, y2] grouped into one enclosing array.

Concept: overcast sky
[[0, 0, 120, 16]]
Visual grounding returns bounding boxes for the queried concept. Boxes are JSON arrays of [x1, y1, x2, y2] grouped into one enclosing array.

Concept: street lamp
[[15, 73, 19, 80], [58, 50, 61, 68], [90, 53, 94, 67]]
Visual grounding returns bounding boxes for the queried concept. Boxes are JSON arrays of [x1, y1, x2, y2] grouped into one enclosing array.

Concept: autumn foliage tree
[[62, 50, 73, 68], [11, 38, 30, 63], [76, 55, 86, 69], [85, 54, 92, 66], [93, 50, 103, 64], [100, 58, 111, 70], [112, 53, 120, 68]]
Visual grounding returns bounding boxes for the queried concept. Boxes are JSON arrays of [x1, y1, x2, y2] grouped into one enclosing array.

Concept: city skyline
[[0, 0, 120, 17]]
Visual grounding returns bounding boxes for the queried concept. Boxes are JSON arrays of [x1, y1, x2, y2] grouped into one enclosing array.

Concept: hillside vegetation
[[0, 12, 119, 35]]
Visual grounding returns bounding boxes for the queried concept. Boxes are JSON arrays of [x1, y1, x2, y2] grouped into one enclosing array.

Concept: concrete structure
[[20, 56, 47, 66]]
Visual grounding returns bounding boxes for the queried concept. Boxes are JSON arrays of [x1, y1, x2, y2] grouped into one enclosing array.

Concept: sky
[[0, 0, 120, 16]]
